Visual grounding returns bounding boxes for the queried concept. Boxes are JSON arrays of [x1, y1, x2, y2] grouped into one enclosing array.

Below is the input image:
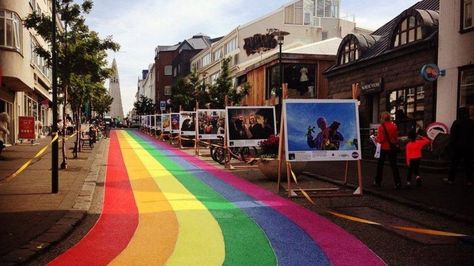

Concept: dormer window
[[393, 15, 422, 48], [339, 38, 359, 65]]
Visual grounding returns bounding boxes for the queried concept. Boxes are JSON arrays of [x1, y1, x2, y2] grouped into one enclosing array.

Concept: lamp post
[[268, 28, 289, 126], [51, 0, 58, 193]]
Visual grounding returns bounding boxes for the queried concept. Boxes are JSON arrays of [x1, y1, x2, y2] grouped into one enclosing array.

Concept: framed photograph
[[226, 106, 276, 147], [171, 113, 180, 134], [196, 109, 225, 140], [162, 113, 171, 133], [156, 114, 162, 131], [180, 112, 196, 136], [150, 114, 156, 130], [283, 99, 361, 161]]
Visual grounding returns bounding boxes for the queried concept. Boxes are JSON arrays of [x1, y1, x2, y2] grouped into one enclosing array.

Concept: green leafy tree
[[24, 0, 119, 159], [133, 95, 156, 115], [170, 66, 210, 111], [92, 91, 114, 117], [208, 57, 249, 108]]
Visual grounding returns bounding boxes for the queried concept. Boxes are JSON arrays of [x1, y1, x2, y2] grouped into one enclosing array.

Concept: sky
[[84, 0, 419, 115]]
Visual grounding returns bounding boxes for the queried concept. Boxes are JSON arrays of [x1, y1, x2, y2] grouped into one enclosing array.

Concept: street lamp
[[267, 28, 289, 125]]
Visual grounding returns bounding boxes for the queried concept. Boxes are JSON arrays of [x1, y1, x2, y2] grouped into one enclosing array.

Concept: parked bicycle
[[211, 144, 258, 165]]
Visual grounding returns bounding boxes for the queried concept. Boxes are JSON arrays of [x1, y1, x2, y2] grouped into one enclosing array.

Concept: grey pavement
[[0, 129, 473, 265], [0, 134, 108, 265]]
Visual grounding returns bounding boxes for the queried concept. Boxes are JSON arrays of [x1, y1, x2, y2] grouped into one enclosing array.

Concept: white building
[[137, 63, 156, 104], [191, 0, 369, 89], [436, 0, 474, 126], [0, 0, 55, 144], [108, 59, 124, 121]]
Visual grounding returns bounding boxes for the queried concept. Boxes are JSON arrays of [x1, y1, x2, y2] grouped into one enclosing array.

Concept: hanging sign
[[420, 64, 440, 81]]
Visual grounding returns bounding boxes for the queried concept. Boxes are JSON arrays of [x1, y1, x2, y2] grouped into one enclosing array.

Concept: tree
[[170, 66, 209, 111], [208, 57, 249, 108], [133, 95, 156, 115], [24, 0, 119, 160], [93, 92, 114, 118]]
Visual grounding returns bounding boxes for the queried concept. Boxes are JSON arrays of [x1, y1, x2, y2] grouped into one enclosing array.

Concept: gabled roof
[[326, 0, 439, 73]]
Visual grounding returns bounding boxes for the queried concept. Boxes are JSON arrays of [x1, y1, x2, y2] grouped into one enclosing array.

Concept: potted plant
[[256, 135, 306, 180]]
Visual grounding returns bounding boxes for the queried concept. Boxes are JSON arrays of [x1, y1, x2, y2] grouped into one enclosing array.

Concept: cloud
[[85, 0, 419, 115]]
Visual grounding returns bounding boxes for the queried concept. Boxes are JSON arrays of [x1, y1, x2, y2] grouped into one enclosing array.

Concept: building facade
[[190, 0, 369, 102], [137, 64, 156, 104], [0, 0, 54, 144], [436, 0, 474, 126], [325, 0, 439, 137]]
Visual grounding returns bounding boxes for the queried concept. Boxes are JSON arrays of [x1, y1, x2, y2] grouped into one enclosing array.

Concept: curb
[[302, 171, 474, 225], [0, 139, 107, 265]]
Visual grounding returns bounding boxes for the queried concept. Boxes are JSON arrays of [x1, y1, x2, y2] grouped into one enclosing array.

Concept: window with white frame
[[314, 0, 339, 18], [210, 72, 219, 85], [213, 48, 223, 61], [164, 65, 172, 76], [225, 38, 237, 54], [202, 53, 211, 67], [164, 86, 172, 96], [0, 10, 23, 53], [285, 0, 303, 24], [462, 0, 473, 31]]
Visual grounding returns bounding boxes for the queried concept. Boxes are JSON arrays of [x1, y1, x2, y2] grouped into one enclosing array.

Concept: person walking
[[374, 111, 401, 189], [444, 107, 474, 185], [0, 112, 10, 159], [405, 129, 430, 188]]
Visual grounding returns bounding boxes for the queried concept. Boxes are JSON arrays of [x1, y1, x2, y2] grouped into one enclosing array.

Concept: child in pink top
[[405, 129, 430, 187]]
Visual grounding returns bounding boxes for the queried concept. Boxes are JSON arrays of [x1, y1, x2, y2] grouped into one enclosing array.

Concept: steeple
[[108, 58, 124, 120]]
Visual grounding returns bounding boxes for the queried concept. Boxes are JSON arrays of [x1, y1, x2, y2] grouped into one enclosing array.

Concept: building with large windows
[[324, 0, 439, 137], [0, 0, 54, 144], [190, 0, 369, 104]]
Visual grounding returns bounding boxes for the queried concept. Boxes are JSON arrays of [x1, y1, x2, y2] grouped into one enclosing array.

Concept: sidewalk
[[0, 134, 108, 264], [302, 160, 474, 223]]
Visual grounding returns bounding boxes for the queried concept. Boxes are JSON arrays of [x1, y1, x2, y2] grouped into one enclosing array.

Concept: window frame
[[338, 37, 359, 65], [0, 9, 23, 53], [392, 15, 423, 48], [458, 64, 474, 110], [387, 85, 425, 131], [461, 0, 474, 33], [164, 65, 172, 76]]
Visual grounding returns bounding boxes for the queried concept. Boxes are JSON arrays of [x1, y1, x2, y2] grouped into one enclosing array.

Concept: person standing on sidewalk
[[405, 129, 430, 188], [374, 111, 401, 189], [0, 112, 10, 159], [444, 107, 474, 185]]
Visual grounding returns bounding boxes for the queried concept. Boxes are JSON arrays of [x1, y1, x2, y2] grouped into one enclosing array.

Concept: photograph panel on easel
[[179, 111, 196, 136], [283, 99, 361, 161], [171, 113, 180, 134], [162, 113, 171, 133], [196, 109, 226, 140], [156, 114, 162, 131], [225, 106, 276, 147]]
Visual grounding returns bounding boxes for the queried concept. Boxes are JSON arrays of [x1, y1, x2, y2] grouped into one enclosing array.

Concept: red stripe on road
[[48, 131, 139, 265]]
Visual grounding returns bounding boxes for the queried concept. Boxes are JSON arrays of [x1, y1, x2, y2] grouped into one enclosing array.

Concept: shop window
[[462, 0, 473, 31], [388, 86, 425, 135], [459, 66, 474, 107], [266, 64, 316, 99], [338, 37, 359, 65], [0, 10, 22, 53], [393, 15, 422, 48]]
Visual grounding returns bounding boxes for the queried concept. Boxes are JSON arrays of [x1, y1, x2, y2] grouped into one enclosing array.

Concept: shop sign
[[19, 116, 35, 139], [420, 64, 440, 81], [243, 33, 277, 56], [360, 78, 383, 94]]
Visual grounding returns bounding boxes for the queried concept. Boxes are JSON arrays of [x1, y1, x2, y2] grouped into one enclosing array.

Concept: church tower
[[108, 58, 124, 120]]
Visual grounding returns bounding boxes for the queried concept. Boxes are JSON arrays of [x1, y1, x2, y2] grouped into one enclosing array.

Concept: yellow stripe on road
[[111, 132, 178, 265], [114, 131, 225, 265]]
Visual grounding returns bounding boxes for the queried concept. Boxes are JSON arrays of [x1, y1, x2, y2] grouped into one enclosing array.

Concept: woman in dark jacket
[[445, 107, 474, 185]]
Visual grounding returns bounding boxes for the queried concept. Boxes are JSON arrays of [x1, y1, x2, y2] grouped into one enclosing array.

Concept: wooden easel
[[223, 96, 259, 170], [276, 85, 364, 200]]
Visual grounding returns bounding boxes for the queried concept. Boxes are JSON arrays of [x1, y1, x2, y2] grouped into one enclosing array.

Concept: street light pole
[[51, 0, 59, 193]]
